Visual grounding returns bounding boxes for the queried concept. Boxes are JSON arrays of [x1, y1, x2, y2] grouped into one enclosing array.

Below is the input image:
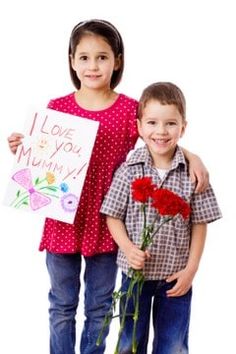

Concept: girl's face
[[138, 99, 187, 166], [71, 34, 120, 91]]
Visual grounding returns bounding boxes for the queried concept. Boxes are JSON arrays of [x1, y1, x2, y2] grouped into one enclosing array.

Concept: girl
[[8, 20, 208, 354]]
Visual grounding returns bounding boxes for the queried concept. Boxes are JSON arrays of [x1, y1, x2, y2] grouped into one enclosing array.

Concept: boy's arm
[[106, 216, 149, 270], [181, 147, 209, 193], [166, 223, 207, 297]]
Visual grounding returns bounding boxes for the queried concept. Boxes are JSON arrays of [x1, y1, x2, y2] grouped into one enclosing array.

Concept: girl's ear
[[114, 54, 122, 71], [70, 54, 76, 71]]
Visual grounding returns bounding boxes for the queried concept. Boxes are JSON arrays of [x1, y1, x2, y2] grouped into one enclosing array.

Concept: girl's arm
[[106, 216, 148, 270], [166, 223, 207, 297], [181, 147, 209, 193]]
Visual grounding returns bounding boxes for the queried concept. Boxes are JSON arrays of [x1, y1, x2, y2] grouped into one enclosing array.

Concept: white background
[[0, 1, 235, 353]]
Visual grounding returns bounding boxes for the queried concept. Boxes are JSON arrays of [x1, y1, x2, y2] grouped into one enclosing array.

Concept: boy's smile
[[138, 99, 187, 167]]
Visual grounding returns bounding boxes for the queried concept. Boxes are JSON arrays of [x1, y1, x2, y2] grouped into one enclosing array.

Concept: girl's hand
[[125, 245, 150, 270], [189, 154, 209, 193], [165, 268, 195, 297], [7, 132, 24, 154]]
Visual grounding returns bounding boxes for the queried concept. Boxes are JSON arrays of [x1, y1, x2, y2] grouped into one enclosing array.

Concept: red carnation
[[131, 177, 156, 203], [152, 189, 191, 219]]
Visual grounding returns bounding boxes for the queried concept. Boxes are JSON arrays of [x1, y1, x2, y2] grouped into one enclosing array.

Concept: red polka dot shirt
[[39, 92, 138, 256]]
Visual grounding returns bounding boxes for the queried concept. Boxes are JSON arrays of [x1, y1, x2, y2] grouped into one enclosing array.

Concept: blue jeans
[[46, 251, 117, 354], [118, 274, 192, 354]]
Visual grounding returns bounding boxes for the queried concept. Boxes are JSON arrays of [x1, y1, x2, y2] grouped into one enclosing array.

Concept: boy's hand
[[7, 132, 24, 154], [125, 245, 150, 270], [165, 268, 195, 297]]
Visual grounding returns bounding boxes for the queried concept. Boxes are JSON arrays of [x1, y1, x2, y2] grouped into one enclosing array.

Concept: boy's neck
[[147, 146, 176, 169], [75, 88, 118, 111]]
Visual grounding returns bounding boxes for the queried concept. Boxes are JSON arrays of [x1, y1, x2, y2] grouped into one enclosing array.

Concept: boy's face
[[137, 99, 186, 165]]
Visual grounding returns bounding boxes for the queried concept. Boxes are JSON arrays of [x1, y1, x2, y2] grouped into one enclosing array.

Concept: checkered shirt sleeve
[[190, 185, 222, 223], [100, 162, 131, 220]]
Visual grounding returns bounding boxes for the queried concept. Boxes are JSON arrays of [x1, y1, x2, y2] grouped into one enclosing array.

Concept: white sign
[[4, 109, 99, 223]]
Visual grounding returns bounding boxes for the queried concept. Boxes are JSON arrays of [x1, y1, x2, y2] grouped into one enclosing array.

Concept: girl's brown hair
[[69, 19, 124, 89]]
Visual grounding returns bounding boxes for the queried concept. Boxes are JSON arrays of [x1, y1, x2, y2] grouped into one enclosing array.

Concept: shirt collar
[[127, 145, 187, 171]]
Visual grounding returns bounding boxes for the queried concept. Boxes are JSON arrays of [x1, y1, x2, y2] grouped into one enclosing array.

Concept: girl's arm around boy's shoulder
[[181, 147, 209, 193]]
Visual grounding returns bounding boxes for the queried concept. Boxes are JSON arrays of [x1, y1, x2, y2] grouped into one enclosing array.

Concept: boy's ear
[[137, 119, 143, 138], [180, 120, 187, 138]]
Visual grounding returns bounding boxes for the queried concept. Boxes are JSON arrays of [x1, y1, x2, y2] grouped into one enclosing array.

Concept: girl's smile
[[71, 34, 120, 91]]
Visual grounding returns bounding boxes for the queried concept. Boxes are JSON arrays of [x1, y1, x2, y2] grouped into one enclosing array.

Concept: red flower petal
[[152, 189, 190, 219], [131, 177, 156, 203]]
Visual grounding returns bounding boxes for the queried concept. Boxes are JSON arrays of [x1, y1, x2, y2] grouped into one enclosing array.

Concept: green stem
[[149, 216, 172, 243], [132, 280, 140, 353], [114, 284, 131, 354], [14, 195, 29, 208], [10, 190, 28, 206]]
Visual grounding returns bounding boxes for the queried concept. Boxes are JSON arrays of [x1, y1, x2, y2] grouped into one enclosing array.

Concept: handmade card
[[4, 109, 99, 223]]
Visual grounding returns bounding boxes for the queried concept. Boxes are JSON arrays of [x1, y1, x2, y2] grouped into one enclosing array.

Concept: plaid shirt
[[101, 145, 222, 280]]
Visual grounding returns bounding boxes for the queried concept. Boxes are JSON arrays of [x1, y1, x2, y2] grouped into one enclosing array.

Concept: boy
[[100, 82, 222, 354]]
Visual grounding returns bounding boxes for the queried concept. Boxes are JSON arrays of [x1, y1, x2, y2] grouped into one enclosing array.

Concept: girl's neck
[[75, 88, 118, 111]]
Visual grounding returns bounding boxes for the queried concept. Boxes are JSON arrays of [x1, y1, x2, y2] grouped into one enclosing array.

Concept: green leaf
[[45, 186, 58, 192], [35, 177, 40, 185]]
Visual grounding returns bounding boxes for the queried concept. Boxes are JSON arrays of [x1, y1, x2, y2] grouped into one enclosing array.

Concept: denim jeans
[[118, 273, 192, 354], [46, 251, 117, 354]]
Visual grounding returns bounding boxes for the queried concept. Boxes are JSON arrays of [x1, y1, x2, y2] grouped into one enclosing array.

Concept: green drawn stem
[[10, 177, 48, 206], [12, 185, 60, 208]]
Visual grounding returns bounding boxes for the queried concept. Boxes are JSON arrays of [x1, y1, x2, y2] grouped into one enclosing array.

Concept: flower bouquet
[[97, 176, 191, 354]]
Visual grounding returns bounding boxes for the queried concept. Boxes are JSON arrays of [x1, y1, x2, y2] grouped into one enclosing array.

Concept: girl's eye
[[98, 55, 107, 60], [147, 121, 156, 125], [79, 56, 88, 61]]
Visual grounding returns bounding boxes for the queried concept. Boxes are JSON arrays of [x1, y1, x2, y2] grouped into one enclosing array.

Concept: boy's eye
[[167, 121, 177, 126]]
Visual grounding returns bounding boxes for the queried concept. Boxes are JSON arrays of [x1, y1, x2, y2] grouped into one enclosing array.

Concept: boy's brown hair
[[138, 82, 186, 120]]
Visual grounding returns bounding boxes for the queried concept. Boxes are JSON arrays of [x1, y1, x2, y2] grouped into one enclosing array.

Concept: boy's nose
[[156, 124, 167, 134]]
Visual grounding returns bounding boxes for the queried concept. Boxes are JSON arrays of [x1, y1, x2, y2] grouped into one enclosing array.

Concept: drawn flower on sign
[[60, 193, 78, 212], [46, 172, 56, 185], [60, 182, 69, 193]]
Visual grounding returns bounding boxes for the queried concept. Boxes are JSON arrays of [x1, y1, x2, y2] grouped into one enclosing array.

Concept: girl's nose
[[88, 58, 98, 70]]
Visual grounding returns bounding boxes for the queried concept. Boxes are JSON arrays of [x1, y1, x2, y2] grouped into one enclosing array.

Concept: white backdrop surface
[[0, 1, 234, 353]]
